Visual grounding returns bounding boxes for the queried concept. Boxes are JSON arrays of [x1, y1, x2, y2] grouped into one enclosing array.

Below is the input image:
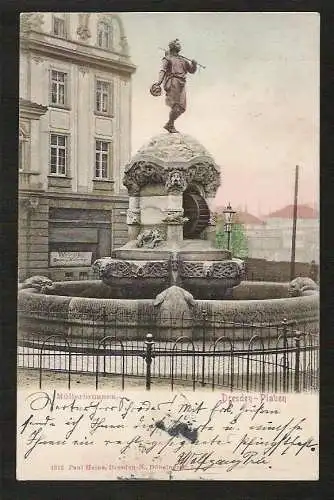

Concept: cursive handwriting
[[17, 390, 318, 479]]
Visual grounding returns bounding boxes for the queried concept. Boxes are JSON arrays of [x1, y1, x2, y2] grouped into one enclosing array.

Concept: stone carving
[[232, 258, 246, 279], [78, 66, 89, 75], [154, 285, 195, 318], [288, 277, 319, 297], [32, 56, 43, 65], [20, 13, 44, 33], [210, 261, 242, 279], [180, 260, 243, 280], [136, 229, 164, 249], [19, 275, 54, 293], [133, 132, 214, 163], [77, 14, 91, 41], [123, 161, 166, 196], [124, 133, 221, 195], [91, 257, 110, 275], [126, 209, 141, 225], [162, 210, 188, 225], [170, 252, 179, 272], [166, 169, 187, 193], [93, 258, 169, 280], [186, 162, 221, 196], [180, 261, 205, 278]]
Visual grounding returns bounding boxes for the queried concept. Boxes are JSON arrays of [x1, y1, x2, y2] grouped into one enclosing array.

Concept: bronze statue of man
[[151, 39, 197, 133]]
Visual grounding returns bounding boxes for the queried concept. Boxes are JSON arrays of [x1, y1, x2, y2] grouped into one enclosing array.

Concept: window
[[50, 70, 67, 106], [52, 16, 66, 38], [96, 80, 111, 114], [95, 140, 109, 179], [50, 134, 67, 176], [79, 271, 88, 280], [97, 21, 112, 49], [19, 130, 25, 171]]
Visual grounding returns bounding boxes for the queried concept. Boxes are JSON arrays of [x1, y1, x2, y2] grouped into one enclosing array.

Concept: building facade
[[215, 206, 319, 263], [263, 205, 319, 263], [19, 12, 135, 281]]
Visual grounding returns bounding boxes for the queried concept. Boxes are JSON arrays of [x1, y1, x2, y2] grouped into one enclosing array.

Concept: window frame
[[19, 128, 29, 172], [95, 78, 113, 116], [49, 132, 69, 177], [94, 139, 111, 180], [96, 20, 112, 50], [52, 15, 67, 38], [49, 67, 70, 109]]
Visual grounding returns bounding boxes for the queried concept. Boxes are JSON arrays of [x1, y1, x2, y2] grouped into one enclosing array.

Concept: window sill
[[48, 175, 72, 179], [49, 104, 71, 111], [52, 33, 69, 40], [92, 178, 114, 193], [93, 178, 114, 183], [48, 175, 72, 190], [94, 111, 114, 119]]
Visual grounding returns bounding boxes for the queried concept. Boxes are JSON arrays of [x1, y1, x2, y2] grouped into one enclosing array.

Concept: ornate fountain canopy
[[123, 133, 221, 196]]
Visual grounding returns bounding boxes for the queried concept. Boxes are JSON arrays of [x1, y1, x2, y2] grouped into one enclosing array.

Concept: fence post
[[144, 333, 155, 390], [282, 318, 288, 392], [294, 333, 301, 392], [201, 310, 208, 387]]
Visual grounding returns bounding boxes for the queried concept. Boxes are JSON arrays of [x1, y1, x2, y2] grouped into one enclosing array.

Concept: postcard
[[17, 11, 319, 481]]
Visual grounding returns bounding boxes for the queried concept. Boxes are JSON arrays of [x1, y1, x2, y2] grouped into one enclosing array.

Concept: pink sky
[[122, 13, 319, 216]]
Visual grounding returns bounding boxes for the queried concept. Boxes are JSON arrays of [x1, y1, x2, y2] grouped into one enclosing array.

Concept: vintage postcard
[[17, 12, 319, 480]]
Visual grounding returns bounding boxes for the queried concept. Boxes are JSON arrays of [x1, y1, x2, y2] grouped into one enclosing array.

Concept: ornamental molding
[[165, 169, 187, 193], [93, 258, 169, 280], [162, 210, 188, 225], [20, 36, 136, 76], [123, 158, 220, 196], [136, 229, 164, 249], [123, 161, 167, 196], [180, 260, 244, 280], [20, 13, 45, 33], [77, 13, 91, 41]]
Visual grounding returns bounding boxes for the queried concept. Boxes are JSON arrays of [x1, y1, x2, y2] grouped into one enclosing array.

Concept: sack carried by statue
[[150, 83, 162, 97]]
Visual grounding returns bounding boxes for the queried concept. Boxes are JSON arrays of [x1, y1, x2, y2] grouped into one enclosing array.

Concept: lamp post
[[223, 202, 236, 251]]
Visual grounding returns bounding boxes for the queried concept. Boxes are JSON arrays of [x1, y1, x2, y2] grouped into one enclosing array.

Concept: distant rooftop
[[265, 204, 319, 219], [216, 207, 264, 225]]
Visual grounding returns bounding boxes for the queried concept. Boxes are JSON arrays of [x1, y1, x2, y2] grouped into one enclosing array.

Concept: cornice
[[20, 33, 136, 76], [20, 108, 48, 120], [20, 190, 129, 203]]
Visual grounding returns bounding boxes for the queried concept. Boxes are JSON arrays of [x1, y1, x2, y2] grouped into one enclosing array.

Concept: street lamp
[[223, 202, 236, 251]]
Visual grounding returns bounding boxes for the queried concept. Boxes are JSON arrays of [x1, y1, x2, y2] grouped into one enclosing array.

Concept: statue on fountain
[[150, 39, 197, 133]]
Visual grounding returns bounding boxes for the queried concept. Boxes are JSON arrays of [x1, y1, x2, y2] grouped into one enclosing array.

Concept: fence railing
[[17, 310, 319, 393]]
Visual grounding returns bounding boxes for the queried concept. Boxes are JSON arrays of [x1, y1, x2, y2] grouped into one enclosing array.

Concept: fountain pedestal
[[94, 132, 245, 299]]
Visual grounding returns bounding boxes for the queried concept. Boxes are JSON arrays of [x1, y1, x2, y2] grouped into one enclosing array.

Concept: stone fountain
[[18, 132, 319, 341], [93, 132, 245, 300]]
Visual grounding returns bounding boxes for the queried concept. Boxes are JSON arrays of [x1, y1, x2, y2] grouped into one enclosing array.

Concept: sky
[[121, 12, 319, 216]]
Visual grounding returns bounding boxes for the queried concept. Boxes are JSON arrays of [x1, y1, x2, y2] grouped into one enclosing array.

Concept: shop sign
[[50, 251, 92, 267]]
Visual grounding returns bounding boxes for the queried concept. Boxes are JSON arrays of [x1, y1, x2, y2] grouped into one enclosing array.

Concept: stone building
[[18, 12, 136, 281], [215, 205, 319, 263], [263, 204, 319, 263]]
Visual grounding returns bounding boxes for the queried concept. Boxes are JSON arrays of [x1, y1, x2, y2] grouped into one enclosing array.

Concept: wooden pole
[[290, 165, 299, 281]]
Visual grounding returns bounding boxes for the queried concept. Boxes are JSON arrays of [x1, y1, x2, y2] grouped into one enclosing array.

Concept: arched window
[[97, 19, 112, 49]]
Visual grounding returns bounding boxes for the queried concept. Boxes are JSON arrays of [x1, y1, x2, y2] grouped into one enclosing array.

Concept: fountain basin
[[18, 279, 319, 341]]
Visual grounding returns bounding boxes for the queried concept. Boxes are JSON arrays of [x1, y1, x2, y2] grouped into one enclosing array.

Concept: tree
[[216, 223, 248, 258]]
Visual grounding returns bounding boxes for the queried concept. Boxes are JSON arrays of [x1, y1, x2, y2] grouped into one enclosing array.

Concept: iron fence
[[17, 310, 319, 393]]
